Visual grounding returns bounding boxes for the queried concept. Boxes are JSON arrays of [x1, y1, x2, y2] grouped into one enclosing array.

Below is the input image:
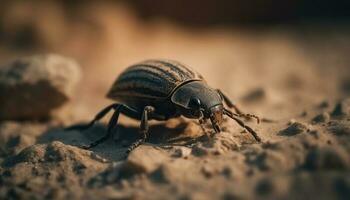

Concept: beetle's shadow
[[37, 120, 201, 161]]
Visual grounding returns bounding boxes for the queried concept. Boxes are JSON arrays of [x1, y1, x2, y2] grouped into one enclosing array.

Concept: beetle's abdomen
[[107, 59, 203, 100]]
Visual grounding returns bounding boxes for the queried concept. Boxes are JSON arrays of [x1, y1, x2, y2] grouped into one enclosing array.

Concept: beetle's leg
[[217, 89, 260, 123], [199, 119, 213, 139], [235, 113, 260, 124], [82, 105, 139, 149], [65, 104, 118, 131], [126, 106, 155, 154], [81, 109, 119, 149], [198, 110, 212, 138], [223, 108, 262, 142]]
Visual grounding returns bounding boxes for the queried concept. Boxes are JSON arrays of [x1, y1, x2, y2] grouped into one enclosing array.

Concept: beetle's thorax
[[171, 81, 223, 119]]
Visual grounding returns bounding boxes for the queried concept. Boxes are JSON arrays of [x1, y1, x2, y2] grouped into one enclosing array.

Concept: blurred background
[[0, 0, 349, 120], [1, 2, 350, 199]]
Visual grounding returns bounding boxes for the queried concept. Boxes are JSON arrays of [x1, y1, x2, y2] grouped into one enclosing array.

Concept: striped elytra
[[107, 59, 204, 100]]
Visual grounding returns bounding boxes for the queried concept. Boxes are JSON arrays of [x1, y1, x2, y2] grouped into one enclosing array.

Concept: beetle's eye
[[188, 98, 201, 109]]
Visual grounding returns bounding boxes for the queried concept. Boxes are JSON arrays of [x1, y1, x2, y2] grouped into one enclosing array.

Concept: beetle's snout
[[209, 105, 224, 133]]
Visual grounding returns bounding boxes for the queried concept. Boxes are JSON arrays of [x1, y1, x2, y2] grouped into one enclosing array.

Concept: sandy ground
[[0, 4, 350, 200]]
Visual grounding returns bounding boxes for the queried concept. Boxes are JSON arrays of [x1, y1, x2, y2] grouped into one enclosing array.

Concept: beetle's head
[[171, 81, 224, 132], [188, 97, 224, 133]]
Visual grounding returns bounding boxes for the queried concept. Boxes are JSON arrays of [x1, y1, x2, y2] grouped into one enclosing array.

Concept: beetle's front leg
[[200, 118, 215, 139], [126, 106, 155, 153]]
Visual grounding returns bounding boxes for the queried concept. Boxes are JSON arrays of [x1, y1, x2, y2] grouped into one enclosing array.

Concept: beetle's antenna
[[229, 111, 260, 124], [239, 113, 260, 124], [224, 108, 260, 124], [223, 108, 261, 142]]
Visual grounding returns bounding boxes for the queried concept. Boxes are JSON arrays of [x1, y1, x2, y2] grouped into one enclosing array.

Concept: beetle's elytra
[[67, 59, 261, 153], [107, 59, 203, 100]]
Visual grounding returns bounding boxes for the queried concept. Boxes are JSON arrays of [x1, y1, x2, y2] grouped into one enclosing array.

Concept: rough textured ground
[[0, 4, 350, 200]]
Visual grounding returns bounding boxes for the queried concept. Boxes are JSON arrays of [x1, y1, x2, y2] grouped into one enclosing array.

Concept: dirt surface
[[0, 3, 350, 200]]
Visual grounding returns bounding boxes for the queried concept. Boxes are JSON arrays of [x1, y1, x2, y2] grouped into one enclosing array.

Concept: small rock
[[171, 146, 191, 158], [303, 147, 350, 171], [331, 98, 350, 117], [318, 101, 329, 108], [191, 144, 210, 157], [120, 145, 169, 178], [279, 122, 309, 136], [0, 54, 81, 120], [300, 111, 308, 117], [341, 79, 350, 94], [242, 88, 266, 103], [312, 112, 330, 124]]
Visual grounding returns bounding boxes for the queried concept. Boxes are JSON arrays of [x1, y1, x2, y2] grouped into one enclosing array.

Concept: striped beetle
[[68, 59, 261, 153]]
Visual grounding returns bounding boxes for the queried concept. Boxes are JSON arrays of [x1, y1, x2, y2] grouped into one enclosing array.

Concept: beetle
[[68, 59, 261, 153]]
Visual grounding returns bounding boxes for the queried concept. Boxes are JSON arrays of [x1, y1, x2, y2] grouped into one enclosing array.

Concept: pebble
[[0, 54, 81, 120], [279, 122, 309, 136], [331, 98, 350, 117], [242, 88, 266, 103], [312, 112, 330, 124]]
